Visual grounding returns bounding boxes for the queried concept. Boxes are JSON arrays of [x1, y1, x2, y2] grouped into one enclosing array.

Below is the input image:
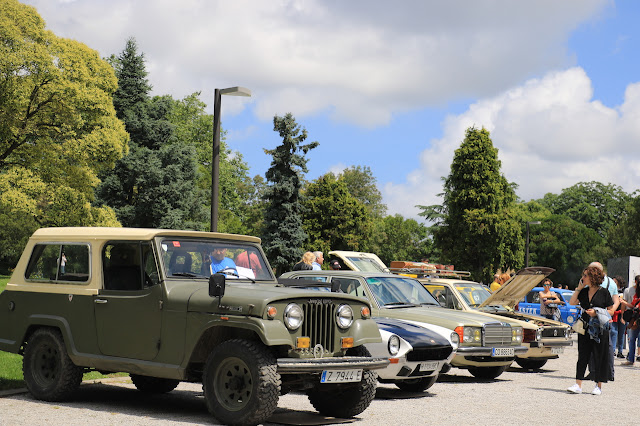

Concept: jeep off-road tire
[[130, 374, 180, 393], [394, 375, 438, 392], [203, 339, 280, 425], [306, 346, 377, 418], [22, 327, 83, 402], [515, 357, 548, 370], [468, 365, 507, 380]]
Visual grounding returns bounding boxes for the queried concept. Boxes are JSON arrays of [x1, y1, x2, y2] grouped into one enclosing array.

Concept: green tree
[[302, 174, 372, 256], [262, 114, 318, 274], [95, 39, 205, 229], [0, 0, 127, 269], [608, 195, 640, 257], [422, 127, 523, 282], [369, 215, 432, 266], [538, 181, 632, 239], [339, 166, 387, 217]]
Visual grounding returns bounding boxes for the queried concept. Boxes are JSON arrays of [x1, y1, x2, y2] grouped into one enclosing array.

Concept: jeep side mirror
[[209, 273, 226, 298]]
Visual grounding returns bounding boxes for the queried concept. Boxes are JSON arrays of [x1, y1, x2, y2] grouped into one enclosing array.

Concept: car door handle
[[94, 299, 108, 304]]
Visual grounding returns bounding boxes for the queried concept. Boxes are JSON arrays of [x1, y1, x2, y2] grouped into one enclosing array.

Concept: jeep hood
[[478, 266, 555, 309]]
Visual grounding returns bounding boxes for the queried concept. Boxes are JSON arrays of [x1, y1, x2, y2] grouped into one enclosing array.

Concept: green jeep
[[0, 227, 387, 425]]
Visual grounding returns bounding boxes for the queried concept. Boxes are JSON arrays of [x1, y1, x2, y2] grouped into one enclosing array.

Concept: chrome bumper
[[277, 356, 390, 373], [456, 345, 528, 356]]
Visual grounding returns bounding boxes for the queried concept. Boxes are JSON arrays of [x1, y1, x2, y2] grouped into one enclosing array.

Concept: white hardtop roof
[[30, 227, 261, 243]]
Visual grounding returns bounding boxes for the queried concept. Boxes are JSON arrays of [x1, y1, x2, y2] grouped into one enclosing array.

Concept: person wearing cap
[[330, 260, 341, 270]]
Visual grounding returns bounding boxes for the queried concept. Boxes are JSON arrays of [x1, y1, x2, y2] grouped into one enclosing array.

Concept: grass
[[0, 276, 127, 391]]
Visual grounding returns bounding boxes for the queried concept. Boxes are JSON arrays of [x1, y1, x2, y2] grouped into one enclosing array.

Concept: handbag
[[572, 318, 586, 335]]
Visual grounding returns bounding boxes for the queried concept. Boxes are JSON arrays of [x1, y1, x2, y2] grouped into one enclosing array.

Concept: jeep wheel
[[203, 339, 280, 425], [306, 346, 377, 418], [130, 374, 180, 393], [515, 357, 548, 370], [468, 365, 507, 380], [23, 328, 83, 401], [395, 375, 437, 392]]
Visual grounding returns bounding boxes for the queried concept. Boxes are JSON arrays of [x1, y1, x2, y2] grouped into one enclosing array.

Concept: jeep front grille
[[302, 302, 336, 353], [483, 323, 512, 345]]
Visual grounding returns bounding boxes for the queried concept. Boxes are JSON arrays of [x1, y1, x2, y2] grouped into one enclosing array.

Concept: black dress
[[575, 286, 614, 383]]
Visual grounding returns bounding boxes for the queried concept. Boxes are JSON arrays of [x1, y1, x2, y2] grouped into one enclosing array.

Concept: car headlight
[[388, 335, 401, 356], [535, 327, 543, 342], [284, 303, 303, 330], [455, 326, 481, 344], [449, 331, 460, 350], [512, 326, 523, 343], [336, 304, 354, 329]]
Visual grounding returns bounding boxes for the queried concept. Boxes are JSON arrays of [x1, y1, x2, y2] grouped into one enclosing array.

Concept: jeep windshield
[[160, 238, 273, 281], [365, 276, 440, 307], [454, 282, 506, 310]]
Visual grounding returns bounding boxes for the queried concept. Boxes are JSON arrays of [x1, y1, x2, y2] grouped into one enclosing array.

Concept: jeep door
[[94, 241, 163, 360]]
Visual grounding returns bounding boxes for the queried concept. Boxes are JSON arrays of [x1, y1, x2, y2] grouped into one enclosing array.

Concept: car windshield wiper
[[383, 302, 419, 308], [419, 302, 440, 306], [171, 272, 198, 277]]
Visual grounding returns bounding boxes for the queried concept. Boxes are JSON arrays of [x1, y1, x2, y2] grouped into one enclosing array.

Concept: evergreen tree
[[339, 166, 387, 218], [423, 127, 523, 282], [262, 114, 318, 275], [95, 39, 205, 229]]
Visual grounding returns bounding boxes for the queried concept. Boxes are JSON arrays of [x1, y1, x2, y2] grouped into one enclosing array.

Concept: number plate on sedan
[[492, 347, 515, 357], [419, 362, 439, 372], [320, 369, 362, 383], [551, 347, 564, 354]]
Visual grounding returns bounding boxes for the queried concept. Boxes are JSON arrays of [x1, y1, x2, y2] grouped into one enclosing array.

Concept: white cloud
[[383, 67, 640, 219], [23, 0, 607, 125]]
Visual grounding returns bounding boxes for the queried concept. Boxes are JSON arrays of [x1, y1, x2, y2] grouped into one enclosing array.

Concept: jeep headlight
[[512, 326, 523, 343], [449, 331, 460, 350], [336, 304, 354, 329], [388, 335, 401, 356], [284, 303, 303, 330], [455, 326, 481, 344]]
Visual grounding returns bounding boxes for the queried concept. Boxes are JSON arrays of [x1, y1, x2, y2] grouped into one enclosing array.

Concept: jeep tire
[[306, 346, 377, 418], [130, 374, 180, 393], [23, 327, 83, 402], [515, 357, 548, 370], [468, 365, 507, 380], [203, 339, 280, 425], [394, 375, 437, 392]]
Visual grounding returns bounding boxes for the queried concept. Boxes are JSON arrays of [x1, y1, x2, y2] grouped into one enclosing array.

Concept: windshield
[[160, 238, 273, 281], [366, 276, 439, 307], [453, 282, 501, 308], [347, 256, 386, 272]]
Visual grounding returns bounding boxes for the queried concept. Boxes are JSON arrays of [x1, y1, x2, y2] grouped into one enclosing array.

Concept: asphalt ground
[[1, 335, 639, 425]]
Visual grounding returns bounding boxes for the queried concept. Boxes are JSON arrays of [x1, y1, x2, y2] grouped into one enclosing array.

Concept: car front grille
[[541, 327, 567, 338], [302, 302, 336, 353], [483, 323, 513, 345], [406, 346, 453, 362]]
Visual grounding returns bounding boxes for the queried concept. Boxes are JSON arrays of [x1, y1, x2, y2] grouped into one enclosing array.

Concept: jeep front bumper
[[277, 356, 390, 373]]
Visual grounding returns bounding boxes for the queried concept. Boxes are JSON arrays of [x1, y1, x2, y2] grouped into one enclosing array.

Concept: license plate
[[551, 347, 564, 354], [492, 347, 515, 357], [419, 362, 439, 372], [320, 369, 362, 383]]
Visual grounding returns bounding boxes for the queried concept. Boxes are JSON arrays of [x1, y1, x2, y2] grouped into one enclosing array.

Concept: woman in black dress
[[567, 265, 614, 395]]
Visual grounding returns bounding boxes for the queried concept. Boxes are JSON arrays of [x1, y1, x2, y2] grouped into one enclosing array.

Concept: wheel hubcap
[[34, 343, 59, 386], [215, 357, 253, 411]]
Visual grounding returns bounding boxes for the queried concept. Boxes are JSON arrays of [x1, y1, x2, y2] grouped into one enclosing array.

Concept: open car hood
[[478, 266, 555, 309]]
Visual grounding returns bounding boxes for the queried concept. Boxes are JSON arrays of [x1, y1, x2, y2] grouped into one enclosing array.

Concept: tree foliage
[[262, 114, 318, 275], [425, 127, 523, 282], [95, 38, 205, 229], [0, 0, 127, 270], [539, 181, 632, 239], [369, 215, 432, 266], [302, 174, 372, 256], [608, 195, 640, 257], [339, 166, 387, 218]]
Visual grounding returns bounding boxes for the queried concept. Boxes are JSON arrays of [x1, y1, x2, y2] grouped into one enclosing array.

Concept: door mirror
[[209, 273, 226, 298]]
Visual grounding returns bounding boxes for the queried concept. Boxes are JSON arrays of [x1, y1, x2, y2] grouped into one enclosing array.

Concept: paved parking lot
[[1, 336, 639, 425]]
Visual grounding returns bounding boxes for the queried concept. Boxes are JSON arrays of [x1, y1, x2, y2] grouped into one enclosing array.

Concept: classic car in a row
[[517, 287, 580, 325]]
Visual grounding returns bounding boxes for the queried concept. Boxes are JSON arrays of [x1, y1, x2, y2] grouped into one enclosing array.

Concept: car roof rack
[[388, 261, 471, 279]]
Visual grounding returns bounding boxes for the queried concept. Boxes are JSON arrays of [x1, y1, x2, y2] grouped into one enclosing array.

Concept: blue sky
[[23, 0, 640, 219]]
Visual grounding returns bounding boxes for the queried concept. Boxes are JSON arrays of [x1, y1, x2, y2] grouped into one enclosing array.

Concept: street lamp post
[[525, 221, 541, 267], [211, 86, 251, 232]]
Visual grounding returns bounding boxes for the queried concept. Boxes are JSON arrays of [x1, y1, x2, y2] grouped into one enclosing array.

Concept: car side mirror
[[209, 273, 226, 299]]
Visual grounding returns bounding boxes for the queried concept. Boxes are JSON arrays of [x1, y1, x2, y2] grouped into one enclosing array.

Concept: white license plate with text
[[492, 347, 515, 357], [551, 347, 564, 354], [419, 362, 440, 372], [320, 369, 363, 383]]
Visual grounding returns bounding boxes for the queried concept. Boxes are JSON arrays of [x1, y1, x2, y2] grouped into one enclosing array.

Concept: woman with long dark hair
[[567, 265, 614, 395], [620, 275, 640, 366]]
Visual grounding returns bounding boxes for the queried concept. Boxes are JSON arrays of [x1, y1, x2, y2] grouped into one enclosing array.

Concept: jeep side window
[[25, 243, 89, 283], [103, 242, 143, 291], [141, 242, 160, 287]]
